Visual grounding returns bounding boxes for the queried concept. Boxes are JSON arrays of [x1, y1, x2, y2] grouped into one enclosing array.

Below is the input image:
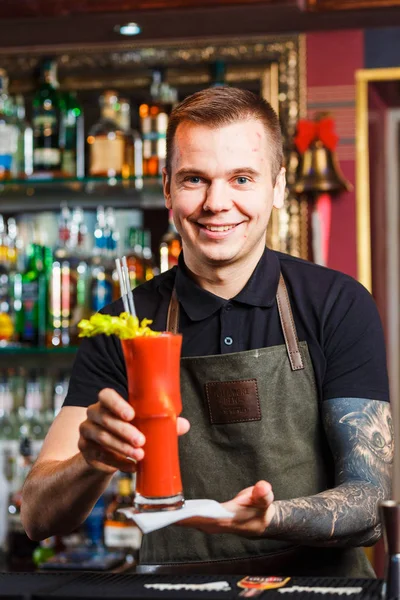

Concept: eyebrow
[[175, 167, 261, 179]]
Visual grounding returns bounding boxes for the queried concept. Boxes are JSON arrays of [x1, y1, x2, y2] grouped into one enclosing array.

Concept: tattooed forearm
[[265, 399, 393, 547], [267, 482, 383, 546]]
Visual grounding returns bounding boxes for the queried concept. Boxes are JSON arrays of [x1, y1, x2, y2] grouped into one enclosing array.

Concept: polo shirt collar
[[175, 247, 280, 322]]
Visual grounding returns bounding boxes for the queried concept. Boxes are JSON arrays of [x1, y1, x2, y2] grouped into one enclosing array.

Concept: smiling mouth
[[198, 223, 239, 232]]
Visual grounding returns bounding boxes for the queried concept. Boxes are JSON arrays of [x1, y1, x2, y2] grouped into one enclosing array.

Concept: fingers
[[252, 480, 274, 507], [79, 388, 146, 473], [177, 417, 190, 436], [80, 420, 145, 462], [78, 438, 138, 474], [98, 388, 135, 421]]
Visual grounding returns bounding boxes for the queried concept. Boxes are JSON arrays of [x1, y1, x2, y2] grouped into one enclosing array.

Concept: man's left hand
[[177, 480, 275, 537]]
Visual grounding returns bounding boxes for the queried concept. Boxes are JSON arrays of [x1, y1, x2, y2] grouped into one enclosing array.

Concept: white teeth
[[204, 225, 236, 232]]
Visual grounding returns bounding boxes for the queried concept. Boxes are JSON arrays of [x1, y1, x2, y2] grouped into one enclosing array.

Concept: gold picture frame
[[355, 66, 400, 292]]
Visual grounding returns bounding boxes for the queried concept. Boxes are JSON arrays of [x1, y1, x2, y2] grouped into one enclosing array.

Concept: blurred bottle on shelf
[[12, 95, 33, 178], [0, 447, 9, 560], [88, 91, 143, 181], [142, 229, 156, 282], [104, 472, 141, 562], [14, 243, 50, 346], [22, 371, 46, 442], [139, 69, 177, 177], [160, 210, 181, 272], [0, 69, 18, 181], [125, 227, 144, 289], [115, 96, 143, 184], [7, 434, 38, 571], [32, 58, 64, 177], [60, 91, 85, 178], [0, 216, 12, 326], [53, 372, 69, 418], [48, 205, 90, 347]]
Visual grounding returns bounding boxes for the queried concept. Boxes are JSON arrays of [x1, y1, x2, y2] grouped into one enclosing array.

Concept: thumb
[[251, 480, 274, 507]]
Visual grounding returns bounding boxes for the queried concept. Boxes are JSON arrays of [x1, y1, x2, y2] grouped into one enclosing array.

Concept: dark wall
[[365, 27, 400, 68]]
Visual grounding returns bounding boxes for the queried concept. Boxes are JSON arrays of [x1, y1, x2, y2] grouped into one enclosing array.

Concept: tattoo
[[266, 399, 393, 547]]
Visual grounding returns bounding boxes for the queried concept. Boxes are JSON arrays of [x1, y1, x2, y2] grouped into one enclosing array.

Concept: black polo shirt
[[64, 248, 389, 408]]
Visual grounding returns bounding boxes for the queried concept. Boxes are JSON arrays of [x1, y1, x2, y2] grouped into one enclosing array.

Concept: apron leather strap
[[166, 272, 304, 371], [167, 287, 180, 335], [276, 274, 304, 371]]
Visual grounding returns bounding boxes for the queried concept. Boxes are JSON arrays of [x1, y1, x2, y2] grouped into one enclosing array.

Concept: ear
[[163, 168, 172, 209], [273, 168, 286, 210]]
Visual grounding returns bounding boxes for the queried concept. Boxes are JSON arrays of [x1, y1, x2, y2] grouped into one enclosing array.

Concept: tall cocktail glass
[[121, 333, 184, 512]]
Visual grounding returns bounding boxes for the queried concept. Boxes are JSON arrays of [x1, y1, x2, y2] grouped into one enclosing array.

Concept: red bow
[[294, 117, 339, 154]]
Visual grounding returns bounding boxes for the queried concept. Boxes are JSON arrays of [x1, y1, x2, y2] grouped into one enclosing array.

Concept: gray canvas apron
[[138, 274, 375, 577]]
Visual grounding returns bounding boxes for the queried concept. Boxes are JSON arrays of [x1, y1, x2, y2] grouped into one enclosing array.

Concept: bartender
[[21, 87, 392, 577]]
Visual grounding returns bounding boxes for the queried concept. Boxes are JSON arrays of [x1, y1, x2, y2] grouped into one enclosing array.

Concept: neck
[[183, 243, 265, 299]]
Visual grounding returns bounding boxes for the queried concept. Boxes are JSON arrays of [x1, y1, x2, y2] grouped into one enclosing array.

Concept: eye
[[373, 432, 385, 448], [236, 176, 249, 185], [185, 176, 202, 184]]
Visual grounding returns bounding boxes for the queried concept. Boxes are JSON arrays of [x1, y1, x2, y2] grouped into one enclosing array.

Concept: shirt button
[[224, 336, 233, 346], [225, 303, 232, 311]]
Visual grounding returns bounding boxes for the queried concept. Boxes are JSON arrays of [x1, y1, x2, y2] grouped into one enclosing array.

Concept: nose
[[203, 181, 233, 213]]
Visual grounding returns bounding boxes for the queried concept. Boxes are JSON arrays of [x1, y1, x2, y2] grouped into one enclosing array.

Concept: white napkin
[[118, 499, 233, 534]]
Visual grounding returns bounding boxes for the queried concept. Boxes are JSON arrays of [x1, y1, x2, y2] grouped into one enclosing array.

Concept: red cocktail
[[121, 333, 184, 511]]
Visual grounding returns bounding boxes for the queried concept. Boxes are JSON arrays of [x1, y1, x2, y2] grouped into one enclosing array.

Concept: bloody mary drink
[[121, 333, 184, 511]]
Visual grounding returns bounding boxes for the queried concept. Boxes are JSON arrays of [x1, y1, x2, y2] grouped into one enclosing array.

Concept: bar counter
[[0, 571, 384, 600]]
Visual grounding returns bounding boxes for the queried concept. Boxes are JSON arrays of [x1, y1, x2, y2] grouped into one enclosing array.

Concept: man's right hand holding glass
[[78, 388, 191, 474]]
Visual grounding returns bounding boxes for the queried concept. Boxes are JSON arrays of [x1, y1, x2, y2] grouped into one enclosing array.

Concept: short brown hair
[[166, 86, 283, 184]]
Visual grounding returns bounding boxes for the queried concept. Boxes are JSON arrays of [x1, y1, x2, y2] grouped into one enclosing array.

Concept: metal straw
[[115, 258, 129, 313], [115, 257, 136, 317]]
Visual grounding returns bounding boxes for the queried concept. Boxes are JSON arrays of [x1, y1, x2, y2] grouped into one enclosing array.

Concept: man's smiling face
[[163, 118, 285, 271]]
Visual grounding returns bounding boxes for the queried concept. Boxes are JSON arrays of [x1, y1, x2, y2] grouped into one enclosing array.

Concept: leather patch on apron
[[205, 379, 261, 424]]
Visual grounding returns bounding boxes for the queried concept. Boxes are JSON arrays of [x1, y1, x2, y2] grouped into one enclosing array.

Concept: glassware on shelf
[[32, 58, 65, 177], [88, 91, 143, 181], [0, 70, 18, 182]]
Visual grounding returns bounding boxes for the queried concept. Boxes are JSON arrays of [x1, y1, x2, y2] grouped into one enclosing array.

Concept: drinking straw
[[121, 255, 137, 318], [115, 258, 129, 314]]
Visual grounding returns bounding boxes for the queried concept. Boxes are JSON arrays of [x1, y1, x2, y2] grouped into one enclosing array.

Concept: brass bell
[[292, 140, 353, 195]]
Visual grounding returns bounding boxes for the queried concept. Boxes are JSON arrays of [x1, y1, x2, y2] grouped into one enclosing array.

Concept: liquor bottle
[[12, 95, 33, 178], [23, 374, 45, 441], [139, 70, 174, 177], [0, 446, 9, 559], [32, 58, 64, 176], [91, 207, 113, 312], [7, 217, 18, 272], [142, 229, 156, 282], [91, 262, 113, 313], [125, 227, 144, 289], [0, 378, 14, 442], [0, 69, 18, 181], [60, 91, 84, 178], [104, 473, 142, 560], [115, 97, 143, 182], [14, 243, 48, 346], [0, 215, 11, 317], [7, 434, 38, 571], [48, 206, 89, 348], [88, 91, 141, 179], [160, 210, 181, 272]]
